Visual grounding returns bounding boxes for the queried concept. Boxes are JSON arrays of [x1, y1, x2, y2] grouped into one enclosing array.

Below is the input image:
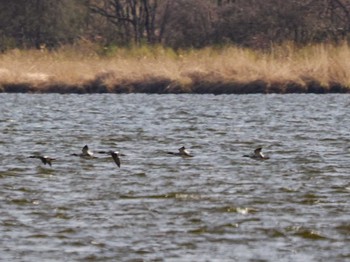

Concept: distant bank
[[1, 78, 349, 94], [1, 43, 350, 94]]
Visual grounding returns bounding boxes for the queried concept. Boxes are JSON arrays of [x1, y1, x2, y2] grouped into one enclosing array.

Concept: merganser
[[29, 155, 55, 166], [167, 146, 193, 157], [71, 145, 94, 158], [243, 147, 269, 160]]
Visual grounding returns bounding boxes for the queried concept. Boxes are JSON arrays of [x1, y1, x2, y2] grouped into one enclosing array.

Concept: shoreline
[[2, 43, 350, 94], [1, 79, 349, 94]]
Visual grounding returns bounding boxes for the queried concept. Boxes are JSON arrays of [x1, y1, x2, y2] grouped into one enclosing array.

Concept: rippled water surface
[[1, 93, 350, 261]]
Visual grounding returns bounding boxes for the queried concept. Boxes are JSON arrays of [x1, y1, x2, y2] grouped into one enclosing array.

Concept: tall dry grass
[[1, 42, 350, 93]]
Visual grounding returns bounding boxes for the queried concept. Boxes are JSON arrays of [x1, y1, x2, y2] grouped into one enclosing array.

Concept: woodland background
[[1, 0, 350, 51]]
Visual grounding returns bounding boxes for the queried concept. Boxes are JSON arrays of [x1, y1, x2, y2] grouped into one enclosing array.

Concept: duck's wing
[[254, 147, 262, 156], [45, 158, 52, 166], [34, 156, 52, 166], [181, 147, 193, 157], [83, 145, 94, 157], [39, 157, 47, 165], [82, 145, 89, 154], [111, 152, 121, 167], [183, 149, 192, 156], [178, 146, 186, 153], [44, 156, 55, 166]]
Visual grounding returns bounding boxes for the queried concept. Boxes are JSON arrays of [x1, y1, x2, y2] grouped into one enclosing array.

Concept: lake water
[[1, 93, 350, 261]]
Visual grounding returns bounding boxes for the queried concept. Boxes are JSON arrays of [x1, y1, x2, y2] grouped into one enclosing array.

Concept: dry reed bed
[[1, 43, 350, 94]]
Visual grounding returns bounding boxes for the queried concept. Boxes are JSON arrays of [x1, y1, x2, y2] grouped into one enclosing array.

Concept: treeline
[[1, 0, 350, 51]]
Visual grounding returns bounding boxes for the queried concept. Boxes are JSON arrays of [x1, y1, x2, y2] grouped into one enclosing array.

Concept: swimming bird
[[71, 145, 94, 158], [167, 146, 193, 157], [28, 155, 55, 166], [243, 147, 269, 160], [98, 150, 121, 167]]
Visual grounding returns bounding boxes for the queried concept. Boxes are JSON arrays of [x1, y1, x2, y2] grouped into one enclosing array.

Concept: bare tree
[[89, 0, 159, 45], [321, 0, 350, 41], [158, 0, 215, 48]]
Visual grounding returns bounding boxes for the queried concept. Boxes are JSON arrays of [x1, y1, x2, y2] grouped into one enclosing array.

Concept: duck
[[71, 145, 94, 158], [243, 147, 269, 160], [167, 146, 193, 157], [98, 150, 121, 167], [28, 155, 55, 166]]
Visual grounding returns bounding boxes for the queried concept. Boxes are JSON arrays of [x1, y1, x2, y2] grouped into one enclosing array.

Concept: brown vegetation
[[1, 43, 350, 94], [1, 1, 350, 93]]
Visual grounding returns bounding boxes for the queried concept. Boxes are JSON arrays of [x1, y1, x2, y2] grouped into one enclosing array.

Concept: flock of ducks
[[28, 145, 269, 167], [28, 145, 121, 167]]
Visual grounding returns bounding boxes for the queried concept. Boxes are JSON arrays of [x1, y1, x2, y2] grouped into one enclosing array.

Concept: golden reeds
[[1, 42, 350, 93]]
